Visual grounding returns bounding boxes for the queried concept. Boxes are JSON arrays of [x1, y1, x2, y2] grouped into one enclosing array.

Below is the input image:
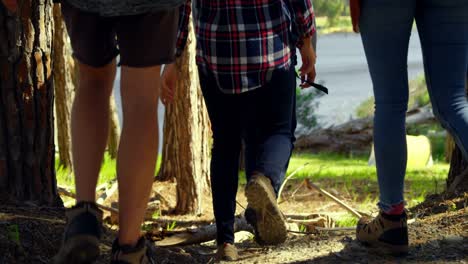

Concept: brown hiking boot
[[54, 202, 103, 264], [356, 211, 409, 255], [245, 173, 287, 245], [215, 243, 238, 261], [110, 237, 157, 264]]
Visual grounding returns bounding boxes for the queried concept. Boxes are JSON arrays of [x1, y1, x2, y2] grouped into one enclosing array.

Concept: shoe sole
[[54, 235, 100, 264], [245, 176, 287, 245]]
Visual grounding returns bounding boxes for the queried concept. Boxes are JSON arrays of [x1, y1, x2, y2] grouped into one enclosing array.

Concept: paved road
[[309, 31, 424, 126], [112, 31, 425, 147]]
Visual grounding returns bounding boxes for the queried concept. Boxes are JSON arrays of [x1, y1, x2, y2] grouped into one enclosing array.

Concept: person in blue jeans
[[162, 0, 317, 261], [351, 0, 468, 255]]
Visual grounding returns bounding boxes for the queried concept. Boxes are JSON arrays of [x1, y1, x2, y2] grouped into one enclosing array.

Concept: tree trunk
[[53, 3, 75, 170], [446, 73, 468, 193], [158, 15, 211, 215], [445, 136, 455, 162], [107, 95, 120, 159], [0, 0, 61, 206]]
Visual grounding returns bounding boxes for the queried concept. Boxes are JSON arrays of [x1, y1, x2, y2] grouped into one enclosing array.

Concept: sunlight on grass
[[335, 213, 358, 228], [287, 152, 449, 209], [56, 151, 449, 222], [56, 153, 162, 189]]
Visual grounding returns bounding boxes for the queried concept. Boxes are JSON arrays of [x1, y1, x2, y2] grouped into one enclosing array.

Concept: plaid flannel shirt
[[176, 0, 316, 94]]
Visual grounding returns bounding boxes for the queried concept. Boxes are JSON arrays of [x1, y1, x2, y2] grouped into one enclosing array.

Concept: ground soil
[[0, 182, 466, 264]]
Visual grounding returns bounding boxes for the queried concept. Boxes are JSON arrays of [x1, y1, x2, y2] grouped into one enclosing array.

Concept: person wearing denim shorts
[[0, 0, 184, 263]]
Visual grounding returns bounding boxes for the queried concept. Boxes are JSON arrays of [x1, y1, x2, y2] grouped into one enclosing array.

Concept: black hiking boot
[[54, 202, 103, 264]]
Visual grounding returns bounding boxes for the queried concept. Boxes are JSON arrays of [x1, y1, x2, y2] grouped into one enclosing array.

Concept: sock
[[384, 202, 405, 216]]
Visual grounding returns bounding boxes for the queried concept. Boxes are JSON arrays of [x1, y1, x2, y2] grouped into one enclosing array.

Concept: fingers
[[299, 53, 316, 89], [299, 65, 317, 89], [353, 25, 360, 33], [309, 65, 316, 83]]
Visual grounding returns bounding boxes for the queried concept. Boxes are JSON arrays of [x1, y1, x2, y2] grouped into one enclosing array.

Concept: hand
[[350, 0, 361, 33], [161, 63, 177, 105], [2, 0, 18, 12], [299, 37, 317, 89]]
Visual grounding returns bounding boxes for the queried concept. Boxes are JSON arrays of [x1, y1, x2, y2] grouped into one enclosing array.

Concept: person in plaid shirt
[[162, 1, 317, 260]]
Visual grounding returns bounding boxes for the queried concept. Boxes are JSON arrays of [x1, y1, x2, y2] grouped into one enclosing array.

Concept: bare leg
[[117, 65, 161, 246], [72, 60, 116, 202]]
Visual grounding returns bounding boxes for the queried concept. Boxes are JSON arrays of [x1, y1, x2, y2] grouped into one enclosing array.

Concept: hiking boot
[[356, 211, 409, 255], [110, 237, 157, 264], [54, 202, 103, 264], [216, 243, 238, 261], [244, 173, 287, 245]]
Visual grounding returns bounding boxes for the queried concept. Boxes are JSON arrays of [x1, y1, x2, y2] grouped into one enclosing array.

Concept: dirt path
[[1, 197, 466, 264]]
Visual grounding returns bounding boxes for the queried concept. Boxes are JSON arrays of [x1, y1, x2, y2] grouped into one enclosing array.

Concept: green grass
[[335, 214, 358, 228], [285, 153, 449, 208], [56, 153, 162, 191], [57, 151, 449, 209], [316, 16, 353, 34], [56, 150, 449, 226], [7, 224, 21, 245]]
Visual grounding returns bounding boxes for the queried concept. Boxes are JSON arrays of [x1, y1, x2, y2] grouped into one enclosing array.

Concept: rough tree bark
[[158, 16, 211, 215], [107, 95, 120, 159], [0, 0, 61, 206], [53, 3, 74, 169], [446, 73, 468, 193]]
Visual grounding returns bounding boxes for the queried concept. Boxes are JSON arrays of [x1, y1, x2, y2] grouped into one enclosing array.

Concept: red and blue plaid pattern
[[176, 0, 316, 94]]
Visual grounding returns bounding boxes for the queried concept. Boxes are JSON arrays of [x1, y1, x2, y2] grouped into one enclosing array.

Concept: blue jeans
[[360, 0, 468, 211], [199, 67, 297, 244]]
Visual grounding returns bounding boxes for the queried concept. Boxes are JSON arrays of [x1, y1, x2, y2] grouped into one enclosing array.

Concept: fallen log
[[295, 106, 437, 154], [156, 216, 253, 247], [295, 117, 374, 154], [406, 105, 437, 125]]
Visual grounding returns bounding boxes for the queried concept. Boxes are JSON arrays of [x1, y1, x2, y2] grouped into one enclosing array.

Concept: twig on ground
[[277, 163, 317, 203], [316, 227, 355, 231], [304, 179, 362, 219], [288, 191, 315, 199], [288, 218, 329, 224], [287, 226, 355, 235], [290, 218, 417, 235], [287, 230, 317, 235], [236, 200, 247, 211], [290, 180, 306, 198], [285, 213, 326, 219], [0, 212, 65, 224], [57, 186, 119, 214]]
